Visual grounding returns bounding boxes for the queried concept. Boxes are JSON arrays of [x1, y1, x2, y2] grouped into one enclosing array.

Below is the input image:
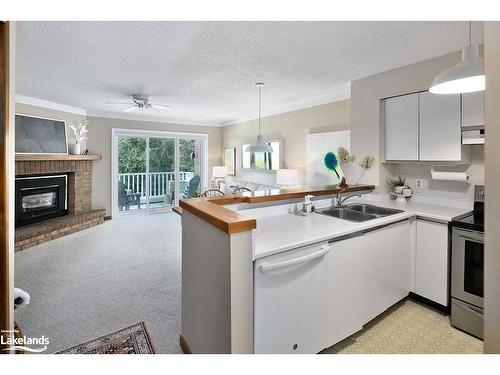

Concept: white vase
[[341, 163, 363, 185], [69, 143, 81, 155]]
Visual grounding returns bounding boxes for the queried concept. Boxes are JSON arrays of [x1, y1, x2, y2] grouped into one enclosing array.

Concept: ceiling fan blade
[[151, 106, 168, 115], [105, 101, 134, 105], [152, 103, 171, 109], [123, 106, 139, 112]]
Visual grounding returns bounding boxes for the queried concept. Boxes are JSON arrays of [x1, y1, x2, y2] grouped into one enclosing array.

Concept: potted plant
[[385, 175, 407, 194], [68, 120, 89, 155]]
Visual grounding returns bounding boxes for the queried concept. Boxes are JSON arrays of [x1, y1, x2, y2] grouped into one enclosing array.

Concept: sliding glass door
[[113, 129, 207, 216]]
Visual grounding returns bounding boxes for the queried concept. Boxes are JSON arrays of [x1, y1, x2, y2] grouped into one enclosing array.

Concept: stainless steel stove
[[450, 185, 484, 339]]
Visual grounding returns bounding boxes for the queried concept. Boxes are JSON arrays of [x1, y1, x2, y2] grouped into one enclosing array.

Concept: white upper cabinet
[[462, 91, 485, 128], [384, 93, 419, 161], [419, 91, 462, 162]]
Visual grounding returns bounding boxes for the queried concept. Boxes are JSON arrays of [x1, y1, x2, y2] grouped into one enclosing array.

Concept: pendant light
[[430, 21, 485, 94], [245, 83, 273, 153]]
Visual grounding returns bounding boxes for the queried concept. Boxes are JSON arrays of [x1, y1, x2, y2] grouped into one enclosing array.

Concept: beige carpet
[[322, 299, 483, 354]]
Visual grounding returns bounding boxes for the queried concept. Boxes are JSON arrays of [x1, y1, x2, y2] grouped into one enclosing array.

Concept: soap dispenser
[[302, 194, 315, 216]]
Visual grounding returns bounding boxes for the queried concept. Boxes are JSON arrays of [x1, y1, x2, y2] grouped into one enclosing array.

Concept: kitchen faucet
[[335, 188, 361, 207]]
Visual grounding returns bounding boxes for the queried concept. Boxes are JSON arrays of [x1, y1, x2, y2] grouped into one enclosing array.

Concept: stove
[[450, 185, 484, 339], [451, 185, 484, 231]]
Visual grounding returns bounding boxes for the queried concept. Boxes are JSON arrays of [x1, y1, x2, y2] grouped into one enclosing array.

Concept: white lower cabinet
[[415, 219, 449, 306], [363, 220, 411, 322], [254, 219, 413, 353], [254, 242, 329, 354], [327, 234, 365, 345]]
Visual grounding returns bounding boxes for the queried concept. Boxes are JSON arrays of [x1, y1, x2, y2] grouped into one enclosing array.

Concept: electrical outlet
[[415, 179, 424, 189]]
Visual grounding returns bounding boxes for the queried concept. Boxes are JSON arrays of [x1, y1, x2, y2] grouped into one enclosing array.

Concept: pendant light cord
[[469, 21, 472, 47], [258, 84, 262, 136]]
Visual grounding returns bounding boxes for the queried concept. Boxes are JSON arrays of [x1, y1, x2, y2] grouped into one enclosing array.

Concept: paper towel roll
[[431, 167, 469, 182]]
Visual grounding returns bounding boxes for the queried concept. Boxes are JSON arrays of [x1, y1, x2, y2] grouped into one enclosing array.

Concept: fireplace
[[15, 174, 68, 227]]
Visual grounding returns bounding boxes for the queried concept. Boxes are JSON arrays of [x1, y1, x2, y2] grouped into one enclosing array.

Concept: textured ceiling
[[16, 21, 482, 126]]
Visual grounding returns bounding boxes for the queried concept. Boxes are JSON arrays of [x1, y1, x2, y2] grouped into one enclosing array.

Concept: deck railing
[[118, 171, 195, 199]]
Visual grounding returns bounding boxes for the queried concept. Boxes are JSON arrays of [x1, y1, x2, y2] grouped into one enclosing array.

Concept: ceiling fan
[[105, 94, 171, 114]]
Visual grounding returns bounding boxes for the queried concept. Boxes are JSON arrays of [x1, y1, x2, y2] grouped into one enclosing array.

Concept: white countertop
[[251, 196, 471, 260]]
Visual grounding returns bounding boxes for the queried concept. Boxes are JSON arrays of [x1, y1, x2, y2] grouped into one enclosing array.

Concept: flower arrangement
[[336, 147, 375, 185], [69, 120, 89, 145]]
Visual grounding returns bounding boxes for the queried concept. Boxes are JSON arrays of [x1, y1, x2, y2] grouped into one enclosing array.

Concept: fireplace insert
[[15, 174, 68, 227]]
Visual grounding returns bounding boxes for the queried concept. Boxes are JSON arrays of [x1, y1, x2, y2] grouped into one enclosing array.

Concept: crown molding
[[220, 83, 351, 126], [86, 110, 223, 128], [15, 95, 88, 116]]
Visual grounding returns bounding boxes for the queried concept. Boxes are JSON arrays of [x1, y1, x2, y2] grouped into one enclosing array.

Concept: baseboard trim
[[179, 334, 192, 354], [409, 292, 450, 314]]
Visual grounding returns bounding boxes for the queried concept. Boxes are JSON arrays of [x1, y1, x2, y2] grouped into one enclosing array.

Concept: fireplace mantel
[[15, 154, 102, 161]]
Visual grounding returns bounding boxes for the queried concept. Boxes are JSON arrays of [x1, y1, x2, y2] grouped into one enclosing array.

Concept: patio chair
[[181, 175, 201, 199], [118, 180, 141, 211], [201, 189, 225, 197]]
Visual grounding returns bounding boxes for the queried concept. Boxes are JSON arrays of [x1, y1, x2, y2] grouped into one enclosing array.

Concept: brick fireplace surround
[[14, 155, 105, 252]]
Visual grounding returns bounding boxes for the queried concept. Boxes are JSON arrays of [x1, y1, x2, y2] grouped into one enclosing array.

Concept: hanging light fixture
[[430, 21, 485, 94], [245, 83, 273, 153]]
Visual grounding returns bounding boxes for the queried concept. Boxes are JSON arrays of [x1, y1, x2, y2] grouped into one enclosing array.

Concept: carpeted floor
[[15, 213, 483, 354], [15, 212, 183, 354], [321, 299, 483, 354]]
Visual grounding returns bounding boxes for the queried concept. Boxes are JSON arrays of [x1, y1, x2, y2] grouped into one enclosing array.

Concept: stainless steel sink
[[317, 204, 403, 222], [317, 207, 378, 222], [346, 203, 403, 216]]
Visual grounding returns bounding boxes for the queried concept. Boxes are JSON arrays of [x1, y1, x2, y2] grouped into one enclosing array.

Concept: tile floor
[[322, 299, 483, 354]]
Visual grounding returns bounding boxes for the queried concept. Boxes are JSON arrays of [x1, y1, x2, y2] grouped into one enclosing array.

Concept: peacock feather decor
[[324, 152, 342, 180]]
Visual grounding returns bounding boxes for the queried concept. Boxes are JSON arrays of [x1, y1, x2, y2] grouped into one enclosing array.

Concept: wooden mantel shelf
[[15, 154, 102, 161], [179, 184, 375, 234]]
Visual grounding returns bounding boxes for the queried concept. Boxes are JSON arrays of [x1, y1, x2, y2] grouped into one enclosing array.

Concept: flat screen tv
[[15, 114, 68, 154]]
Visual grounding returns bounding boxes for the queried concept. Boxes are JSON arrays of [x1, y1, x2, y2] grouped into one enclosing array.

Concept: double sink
[[318, 203, 403, 222]]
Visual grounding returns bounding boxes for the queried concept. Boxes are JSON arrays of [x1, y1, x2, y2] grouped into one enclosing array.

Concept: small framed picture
[[224, 147, 236, 176]]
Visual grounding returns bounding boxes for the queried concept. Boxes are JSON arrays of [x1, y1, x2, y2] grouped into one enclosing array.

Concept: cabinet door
[[363, 220, 411, 323], [254, 242, 329, 354], [419, 91, 461, 161], [462, 91, 485, 128], [327, 234, 364, 346], [415, 219, 449, 306], [384, 93, 419, 161]]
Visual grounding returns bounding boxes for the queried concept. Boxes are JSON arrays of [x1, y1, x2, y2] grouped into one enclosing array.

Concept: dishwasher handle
[[259, 245, 330, 273]]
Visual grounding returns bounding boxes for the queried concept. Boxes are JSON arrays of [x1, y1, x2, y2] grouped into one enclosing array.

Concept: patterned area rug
[[321, 299, 483, 354], [57, 322, 156, 354]]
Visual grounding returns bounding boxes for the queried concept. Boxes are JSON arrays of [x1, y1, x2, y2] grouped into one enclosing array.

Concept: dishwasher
[[254, 241, 330, 354]]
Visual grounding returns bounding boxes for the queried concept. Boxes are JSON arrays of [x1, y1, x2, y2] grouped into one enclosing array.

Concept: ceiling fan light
[[430, 46, 485, 94]]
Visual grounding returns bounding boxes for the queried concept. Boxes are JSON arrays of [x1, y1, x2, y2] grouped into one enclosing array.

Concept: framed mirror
[[241, 139, 282, 172]]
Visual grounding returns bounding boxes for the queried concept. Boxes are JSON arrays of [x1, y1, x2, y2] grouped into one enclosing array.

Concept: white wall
[[87, 116, 222, 216], [222, 100, 350, 186], [484, 21, 500, 354], [350, 51, 485, 202]]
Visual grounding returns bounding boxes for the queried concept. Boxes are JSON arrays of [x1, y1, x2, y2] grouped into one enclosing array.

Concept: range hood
[[462, 126, 485, 145]]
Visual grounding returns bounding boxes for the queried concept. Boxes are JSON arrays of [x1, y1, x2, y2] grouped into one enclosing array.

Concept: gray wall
[[484, 21, 500, 354], [350, 51, 484, 202], [222, 100, 351, 186], [15, 103, 88, 150]]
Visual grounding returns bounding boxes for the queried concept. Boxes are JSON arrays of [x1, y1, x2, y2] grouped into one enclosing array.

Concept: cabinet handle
[[259, 245, 330, 273]]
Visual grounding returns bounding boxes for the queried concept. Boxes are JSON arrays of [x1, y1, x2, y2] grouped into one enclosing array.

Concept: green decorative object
[[324, 152, 342, 180]]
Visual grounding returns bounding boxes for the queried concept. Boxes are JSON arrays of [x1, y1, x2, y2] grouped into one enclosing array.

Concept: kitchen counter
[[252, 196, 471, 260]]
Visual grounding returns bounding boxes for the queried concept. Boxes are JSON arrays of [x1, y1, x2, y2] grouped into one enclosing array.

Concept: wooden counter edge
[[178, 185, 374, 234]]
